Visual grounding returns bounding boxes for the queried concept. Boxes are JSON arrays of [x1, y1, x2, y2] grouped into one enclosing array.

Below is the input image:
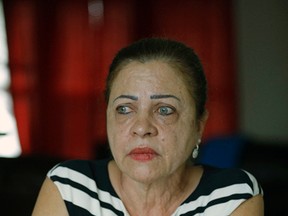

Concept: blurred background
[[0, 0, 287, 215]]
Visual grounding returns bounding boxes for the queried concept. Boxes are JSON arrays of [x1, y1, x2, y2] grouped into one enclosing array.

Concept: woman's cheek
[[115, 112, 135, 125], [155, 113, 179, 125]]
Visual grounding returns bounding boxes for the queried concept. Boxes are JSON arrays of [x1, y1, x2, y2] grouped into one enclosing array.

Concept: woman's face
[[106, 60, 206, 183]]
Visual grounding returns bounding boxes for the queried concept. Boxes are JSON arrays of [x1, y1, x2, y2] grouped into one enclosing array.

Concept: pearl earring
[[192, 139, 201, 159]]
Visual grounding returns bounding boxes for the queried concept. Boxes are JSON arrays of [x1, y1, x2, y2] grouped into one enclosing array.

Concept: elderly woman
[[33, 38, 264, 215]]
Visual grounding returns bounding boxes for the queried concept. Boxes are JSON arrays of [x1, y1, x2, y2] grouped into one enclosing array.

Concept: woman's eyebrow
[[113, 95, 138, 102], [150, 94, 180, 101]]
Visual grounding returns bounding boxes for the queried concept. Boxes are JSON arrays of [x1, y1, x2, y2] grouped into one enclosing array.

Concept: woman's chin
[[123, 162, 163, 184]]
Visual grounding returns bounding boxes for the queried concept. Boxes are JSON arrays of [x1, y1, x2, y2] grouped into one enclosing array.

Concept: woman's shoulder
[[178, 165, 263, 215], [198, 165, 263, 196], [47, 158, 112, 188], [45, 159, 124, 215]]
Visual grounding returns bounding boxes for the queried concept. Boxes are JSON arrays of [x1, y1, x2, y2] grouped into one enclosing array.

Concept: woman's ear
[[198, 109, 209, 137]]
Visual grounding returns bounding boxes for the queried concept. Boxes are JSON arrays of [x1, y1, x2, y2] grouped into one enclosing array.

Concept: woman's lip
[[128, 147, 158, 161], [129, 147, 157, 154]]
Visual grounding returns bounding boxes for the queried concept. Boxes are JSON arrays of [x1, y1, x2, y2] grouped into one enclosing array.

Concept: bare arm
[[32, 177, 69, 216], [231, 195, 264, 216]]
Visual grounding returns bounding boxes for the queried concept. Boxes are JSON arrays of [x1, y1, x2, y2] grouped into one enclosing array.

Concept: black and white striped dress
[[48, 159, 263, 216]]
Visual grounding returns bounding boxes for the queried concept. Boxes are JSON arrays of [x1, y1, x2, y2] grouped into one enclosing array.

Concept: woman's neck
[[108, 160, 203, 216]]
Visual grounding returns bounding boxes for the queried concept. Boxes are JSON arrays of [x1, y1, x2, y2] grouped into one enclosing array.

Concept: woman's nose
[[130, 115, 158, 137]]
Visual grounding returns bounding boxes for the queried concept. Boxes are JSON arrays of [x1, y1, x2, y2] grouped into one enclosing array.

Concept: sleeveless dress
[[47, 159, 263, 216]]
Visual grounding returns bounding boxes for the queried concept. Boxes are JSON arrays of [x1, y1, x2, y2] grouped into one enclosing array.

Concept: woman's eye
[[158, 106, 174, 116], [116, 106, 132, 114]]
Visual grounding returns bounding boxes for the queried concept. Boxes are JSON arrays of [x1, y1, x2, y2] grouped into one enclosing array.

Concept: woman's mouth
[[128, 147, 158, 162]]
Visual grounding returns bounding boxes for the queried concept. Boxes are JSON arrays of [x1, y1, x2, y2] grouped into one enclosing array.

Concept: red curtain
[[4, 0, 237, 159]]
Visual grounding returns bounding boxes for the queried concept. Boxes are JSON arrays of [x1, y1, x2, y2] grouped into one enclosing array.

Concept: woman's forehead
[[109, 61, 193, 103], [113, 61, 184, 88], [118, 60, 181, 80]]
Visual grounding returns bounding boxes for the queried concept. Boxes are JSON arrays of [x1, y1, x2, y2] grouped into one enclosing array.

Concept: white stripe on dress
[[175, 183, 252, 215], [242, 170, 262, 195], [48, 166, 130, 215]]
